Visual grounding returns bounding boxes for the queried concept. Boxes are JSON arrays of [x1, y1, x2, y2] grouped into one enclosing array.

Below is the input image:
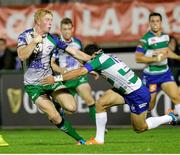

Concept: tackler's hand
[[41, 75, 55, 85]]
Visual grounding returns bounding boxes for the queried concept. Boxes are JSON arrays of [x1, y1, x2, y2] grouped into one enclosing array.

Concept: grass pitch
[[0, 127, 180, 153]]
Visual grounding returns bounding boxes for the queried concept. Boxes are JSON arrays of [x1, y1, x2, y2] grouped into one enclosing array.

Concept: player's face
[[60, 24, 73, 41], [39, 14, 53, 33], [149, 16, 162, 33]]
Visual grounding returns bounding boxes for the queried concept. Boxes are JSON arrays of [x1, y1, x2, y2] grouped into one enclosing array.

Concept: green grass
[[0, 127, 180, 153]]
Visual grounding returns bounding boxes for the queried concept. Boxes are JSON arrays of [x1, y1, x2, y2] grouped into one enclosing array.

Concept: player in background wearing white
[[51, 17, 96, 122], [135, 12, 180, 118], [42, 44, 177, 144]]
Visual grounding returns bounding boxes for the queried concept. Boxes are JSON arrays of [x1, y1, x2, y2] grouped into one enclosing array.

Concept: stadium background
[[0, 0, 180, 128]]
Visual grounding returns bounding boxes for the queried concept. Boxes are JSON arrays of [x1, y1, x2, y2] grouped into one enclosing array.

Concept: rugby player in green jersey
[[17, 8, 91, 145], [135, 12, 180, 117], [42, 44, 177, 144], [51, 17, 96, 122]]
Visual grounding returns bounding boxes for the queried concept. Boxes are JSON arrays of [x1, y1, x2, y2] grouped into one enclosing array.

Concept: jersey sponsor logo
[[47, 45, 54, 51], [149, 84, 157, 92], [138, 102, 147, 109], [79, 77, 86, 82], [7, 88, 22, 113], [148, 35, 169, 45]]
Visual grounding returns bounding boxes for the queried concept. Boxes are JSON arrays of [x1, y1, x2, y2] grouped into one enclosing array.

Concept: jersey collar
[[60, 35, 73, 43]]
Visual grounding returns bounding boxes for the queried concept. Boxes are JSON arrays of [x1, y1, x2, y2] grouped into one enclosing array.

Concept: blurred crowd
[[0, 38, 21, 70], [0, 0, 133, 6]]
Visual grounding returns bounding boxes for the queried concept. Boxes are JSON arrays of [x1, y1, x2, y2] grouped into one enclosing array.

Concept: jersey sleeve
[[135, 36, 148, 54], [83, 56, 101, 72], [51, 34, 68, 50], [75, 38, 83, 50], [17, 32, 27, 48]]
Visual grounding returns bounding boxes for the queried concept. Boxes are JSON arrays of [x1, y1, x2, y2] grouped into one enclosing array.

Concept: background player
[[51, 17, 96, 122], [135, 12, 180, 119]]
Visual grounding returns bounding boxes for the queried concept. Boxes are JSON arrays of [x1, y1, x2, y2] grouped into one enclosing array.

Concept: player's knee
[[133, 126, 147, 133], [96, 99, 106, 112], [171, 95, 180, 104], [84, 97, 95, 106], [49, 111, 61, 124], [66, 105, 77, 113]]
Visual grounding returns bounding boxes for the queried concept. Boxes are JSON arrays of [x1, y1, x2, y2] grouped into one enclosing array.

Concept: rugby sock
[[89, 104, 96, 122], [175, 104, 180, 118], [95, 112, 107, 143], [56, 119, 85, 141], [146, 115, 172, 130]]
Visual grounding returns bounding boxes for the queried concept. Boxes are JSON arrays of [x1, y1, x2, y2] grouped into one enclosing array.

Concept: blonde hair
[[34, 8, 53, 24]]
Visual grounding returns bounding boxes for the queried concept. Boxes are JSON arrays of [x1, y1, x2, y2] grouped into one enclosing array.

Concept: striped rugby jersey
[[84, 52, 142, 95], [136, 31, 170, 75]]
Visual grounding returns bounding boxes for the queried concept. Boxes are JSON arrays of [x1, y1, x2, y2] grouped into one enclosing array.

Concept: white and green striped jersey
[[84, 52, 142, 94], [137, 31, 170, 75]]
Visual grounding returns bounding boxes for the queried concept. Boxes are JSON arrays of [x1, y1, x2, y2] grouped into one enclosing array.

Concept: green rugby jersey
[[84, 52, 142, 95], [137, 31, 170, 74]]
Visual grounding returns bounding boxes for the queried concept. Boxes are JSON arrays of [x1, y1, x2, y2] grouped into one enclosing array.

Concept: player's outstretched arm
[[63, 67, 89, 81], [65, 46, 92, 62], [167, 48, 180, 60], [41, 67, 89, 85]]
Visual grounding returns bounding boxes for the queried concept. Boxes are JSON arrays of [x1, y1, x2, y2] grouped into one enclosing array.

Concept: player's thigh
[[131, 111, 148, 132], [161, 81, 180, 103], [96, 89, 125, 109], [76, 83, 95, 105], [52, 89, 77, 112], [35, 95, 59, 117]]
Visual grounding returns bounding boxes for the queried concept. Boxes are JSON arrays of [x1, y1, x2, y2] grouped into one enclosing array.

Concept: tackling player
[[42, 43, 177, 144]]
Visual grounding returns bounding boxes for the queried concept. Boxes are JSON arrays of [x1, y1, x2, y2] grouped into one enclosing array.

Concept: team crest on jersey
[[149, 84, 157, 92], [45, 46, 54, 53]]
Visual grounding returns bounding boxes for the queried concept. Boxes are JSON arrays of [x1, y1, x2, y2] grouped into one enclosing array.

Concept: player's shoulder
[[73, 37, 82, 44], [140, 31, 153, 43], [142, 31, 153, 39], [161, 32, 170, 40], [161, 32, 168, 36], [18, 28, 33, 38], [20, 28, 33, 36]]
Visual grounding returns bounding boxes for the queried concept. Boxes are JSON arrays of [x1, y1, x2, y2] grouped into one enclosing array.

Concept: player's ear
[[72, 26, 74, 33]]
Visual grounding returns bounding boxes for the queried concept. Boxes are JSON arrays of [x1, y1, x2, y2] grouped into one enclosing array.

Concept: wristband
[[54, 75, 63, 82]]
